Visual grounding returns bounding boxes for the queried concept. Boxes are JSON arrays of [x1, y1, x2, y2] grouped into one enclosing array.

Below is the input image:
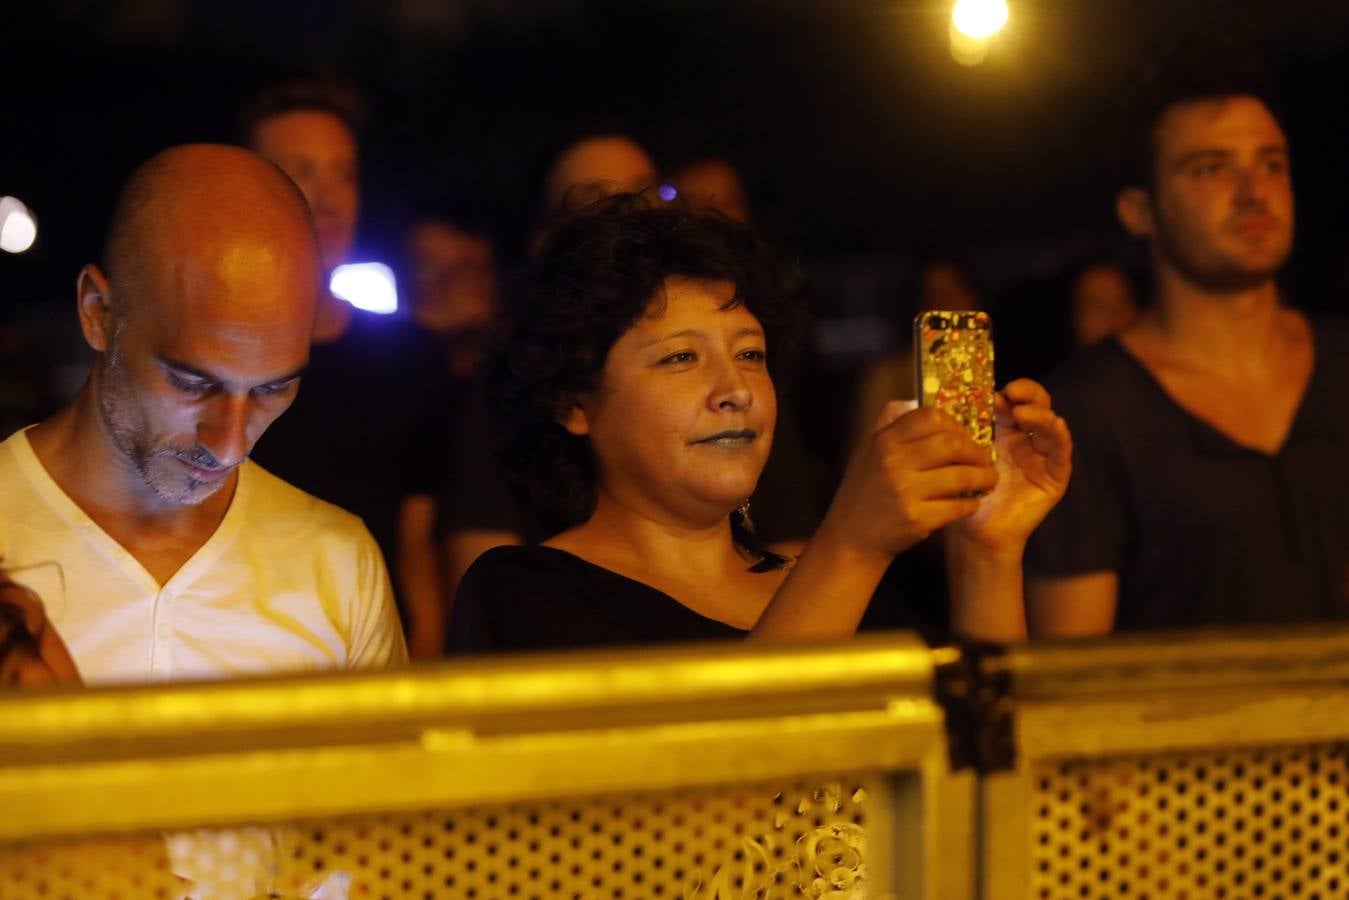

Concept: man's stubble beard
[[96, 343, 227, 507], [1152, 204, 1291, 295]]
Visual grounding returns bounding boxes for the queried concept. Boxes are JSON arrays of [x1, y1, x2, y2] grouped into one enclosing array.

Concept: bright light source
[[658, 183, 678, 202], [0, 196, 37, 254], [330, 262, 398, 314], [952, 0, 1009, 40]]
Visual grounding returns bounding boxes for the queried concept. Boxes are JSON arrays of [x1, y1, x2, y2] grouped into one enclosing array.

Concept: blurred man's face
[[545, 136, 658, 211], [251, 109, 360, 271], [1071, 263, 1140, 348], [1146, 96, 1293, 291], [920, 262, 980, 312], [672, 158, 750, 223], [405, 220, 497, 336], [91, 238, 314, 507]]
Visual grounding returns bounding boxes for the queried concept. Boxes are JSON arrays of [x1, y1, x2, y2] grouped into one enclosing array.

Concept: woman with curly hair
[[448, 195, 1071, 652]]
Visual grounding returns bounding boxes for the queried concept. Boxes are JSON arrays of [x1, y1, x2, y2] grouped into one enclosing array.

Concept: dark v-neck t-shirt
[[448, 545, 922, 654], [1025, 318, 1349, 630]]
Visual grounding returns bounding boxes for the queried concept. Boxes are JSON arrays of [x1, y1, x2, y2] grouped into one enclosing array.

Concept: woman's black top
[[447, 545, 927, 654]]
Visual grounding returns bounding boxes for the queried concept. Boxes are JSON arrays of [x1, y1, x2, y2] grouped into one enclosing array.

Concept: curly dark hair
[[1115, 35, 1284, 191], [490, 193, 806, 535]]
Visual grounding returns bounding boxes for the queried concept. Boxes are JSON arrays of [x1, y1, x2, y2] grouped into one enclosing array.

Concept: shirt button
[[157, 623, 171, 639]]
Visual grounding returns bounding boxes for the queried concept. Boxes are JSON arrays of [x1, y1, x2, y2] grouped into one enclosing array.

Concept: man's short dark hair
[[489, 193, 806, 534], [236, 71, 366, 145], [1115, 36, 1284, 190]]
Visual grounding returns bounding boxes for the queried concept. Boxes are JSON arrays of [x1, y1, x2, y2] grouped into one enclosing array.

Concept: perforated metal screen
[[1031, 741, 1349, 899], [0, 773, 892, 899]]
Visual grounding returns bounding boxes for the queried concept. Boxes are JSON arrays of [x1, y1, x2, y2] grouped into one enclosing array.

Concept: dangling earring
[[735, 498, 754, 532]]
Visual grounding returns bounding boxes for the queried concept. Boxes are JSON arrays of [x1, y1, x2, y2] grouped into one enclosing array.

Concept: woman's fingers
[[878, 405, 972, 442], [0, 580, 46, 636], [998, 401, 1073, 491], [911, 463, 999, 499], [1009, 400, 1059, 435], [873, 398, 918, 432], [1001, 377, 1051, 408], [36, 622, 80, 684], [1035, 413, 1073, 482], [922, 497, 984, 525], [0, 580, 81, 686], [880, 411, 992, 469]]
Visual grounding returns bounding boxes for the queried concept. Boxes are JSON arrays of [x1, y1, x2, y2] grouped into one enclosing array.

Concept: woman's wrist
[[945, 527, 1026, 569], [944, 531, 1027, 643], [808, 514, 897, 576]]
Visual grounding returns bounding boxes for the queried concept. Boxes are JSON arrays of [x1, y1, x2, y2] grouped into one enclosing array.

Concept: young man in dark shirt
[[1025, 38, 1349, 635], [240, 76, 449, 657]]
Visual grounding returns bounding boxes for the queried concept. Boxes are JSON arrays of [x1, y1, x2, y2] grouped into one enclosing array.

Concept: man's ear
[[558, 398, 590, 436], [1115, 186, 1154, 239], [76, 265, 115, 353]]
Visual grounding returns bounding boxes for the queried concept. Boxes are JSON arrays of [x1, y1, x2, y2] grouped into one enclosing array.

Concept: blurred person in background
[[995, 250, 1145, 385], [542, 131, 659, 214], [1026, 38, 1349, 635], [405, 203, 500, 380], [848, 258, 983, 458], [402, 202, 535, 610], [429, 128, 668, 616], [449, 195, 1071, 653], [1068, 255, 1144, 348], [671, 156, 752, 223], [241, 73, 449, 658]]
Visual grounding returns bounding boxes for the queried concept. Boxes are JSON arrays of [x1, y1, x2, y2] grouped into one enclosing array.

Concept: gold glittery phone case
[[914, 310, 995, 451]]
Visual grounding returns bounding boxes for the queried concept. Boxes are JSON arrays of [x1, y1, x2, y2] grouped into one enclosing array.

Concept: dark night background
[[4, 0, 1349, 375]]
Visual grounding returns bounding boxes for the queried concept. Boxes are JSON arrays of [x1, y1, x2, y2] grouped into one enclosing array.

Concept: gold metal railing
[[0, 631, 969, 899]]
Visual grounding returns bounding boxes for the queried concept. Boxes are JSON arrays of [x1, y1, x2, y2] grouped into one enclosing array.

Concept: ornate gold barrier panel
[[0, 633, 971, 899]]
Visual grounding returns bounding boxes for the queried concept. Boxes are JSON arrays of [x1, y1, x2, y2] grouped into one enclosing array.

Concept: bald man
[[0, 144, 406, 685]]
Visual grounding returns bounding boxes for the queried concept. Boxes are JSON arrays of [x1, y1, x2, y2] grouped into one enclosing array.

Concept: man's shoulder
[[241, 461, 374, 546], [0, 429, 28, 480], [0, 428, 48, 508], [1310, 312, 1349, 361], [1038, 338, 1150, 423]]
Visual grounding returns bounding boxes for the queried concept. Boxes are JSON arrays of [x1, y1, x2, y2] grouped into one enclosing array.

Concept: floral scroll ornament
[[683, 784, 869, 899]]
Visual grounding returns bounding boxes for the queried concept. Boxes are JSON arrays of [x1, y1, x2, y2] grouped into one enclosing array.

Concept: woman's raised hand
[[0, 575, 81, 688], [950, 378, 1072, 555], [818, 399, 999, 562]]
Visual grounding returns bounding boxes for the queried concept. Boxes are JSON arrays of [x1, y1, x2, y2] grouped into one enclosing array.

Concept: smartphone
[[914, 310, 995, 451]]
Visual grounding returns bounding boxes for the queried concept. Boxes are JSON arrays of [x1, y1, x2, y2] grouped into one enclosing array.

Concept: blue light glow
[[658, 183, 678, 202]]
